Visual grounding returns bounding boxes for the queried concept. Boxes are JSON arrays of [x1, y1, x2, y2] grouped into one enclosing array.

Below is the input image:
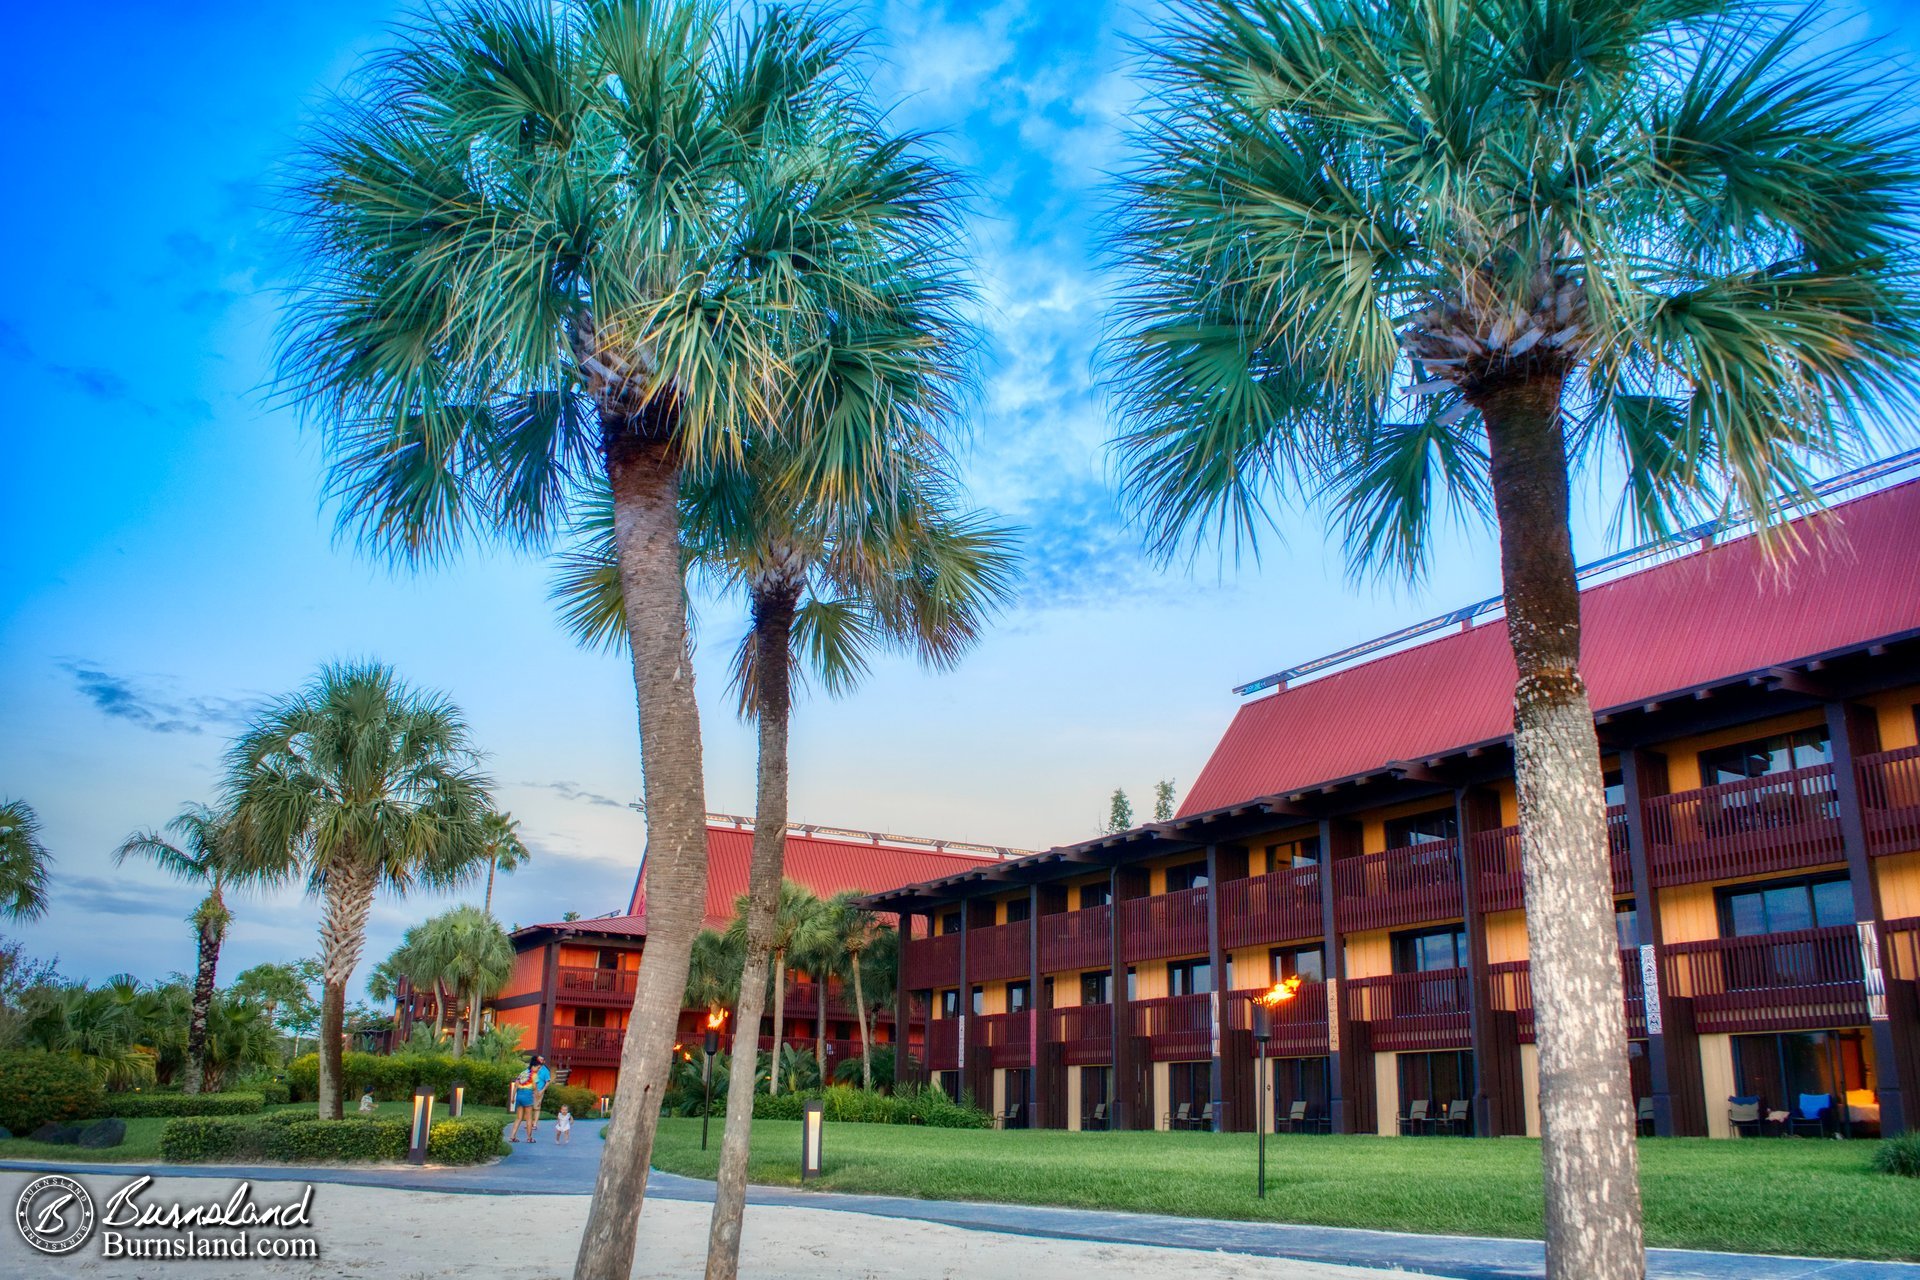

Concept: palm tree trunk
[[484, 857, 498, 916], [432, 983, 448, 1042], [1478, 374, 1644, 1280], [575, 432, 712, 1280], [705, 576, 799, 1280], [316, 859, 378, 1120], [770, 952, 786, 1093], [815, 973, 827, 1081], [184, 894, 223, 1096], [852, 954, 871, 1091]]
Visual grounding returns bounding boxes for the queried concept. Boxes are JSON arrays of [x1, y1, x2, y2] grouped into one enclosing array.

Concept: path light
[[801, 1098, 824, 1180], [409, 1086, 436, 1166], [702, 1008, 727, 1151], [598, 1094, 611, 1118], [450, 1079, 465, 1119], [1251, 978, 1302, 1200]]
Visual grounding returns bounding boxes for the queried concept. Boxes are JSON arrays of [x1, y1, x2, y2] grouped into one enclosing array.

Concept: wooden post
[[1621, 749, 1684, 1137], [1108, 864, 1132, 1130], [895, 909, 918, 1087], [1205, 842, 1225, 1132], [538, 940, 559, 1060], [1455, 787, 1500, 1136], [1029, 883, 1044, 1130], [1319, 818, 1352, 1134]]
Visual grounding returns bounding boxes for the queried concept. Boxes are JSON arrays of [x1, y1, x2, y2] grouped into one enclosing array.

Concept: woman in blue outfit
[[508, 1054, 550, 1143]]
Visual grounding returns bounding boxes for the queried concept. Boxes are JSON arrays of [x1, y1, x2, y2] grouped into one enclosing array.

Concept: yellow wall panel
[[1344, 932, 1392, 980], [1134, 963, 1168, 1001], [1699, 1035, 1736, 1139], [1869, 688, 1920, 750], [1520, 1044, 1541, 1137], [1877, 850, 1920, 922], [1485, 911, 1531, 964], [1658, 883, 1720, 944], [1375, 1053, 1400, 1136], [1656, 711, 1826, 792]]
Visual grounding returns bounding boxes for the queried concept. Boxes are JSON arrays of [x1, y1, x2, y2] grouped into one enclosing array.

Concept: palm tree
[[722, 880, 819, 1097], [226, 662, 495, 1117], [113, 803, 245, 1093], [818, 891, 891, 1090], [280, 10, 969, 1270], [0, 799, 52, 921], [479, 812, 532, 917], [230, 961, 317, 1056], [1107, 2, 1920, 1274], [431, 906, 515, 1056], [684, 928, 743, 1019]]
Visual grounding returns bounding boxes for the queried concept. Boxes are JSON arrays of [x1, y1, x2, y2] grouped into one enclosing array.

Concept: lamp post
[[408, 1086, 436, 1166], [450, 1079, 465, 1119], [1250, 977, 1302, 1199], [703, 1007, 727, 1152]]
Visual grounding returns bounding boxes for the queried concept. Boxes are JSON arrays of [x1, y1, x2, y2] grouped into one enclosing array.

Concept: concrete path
[[4, 1120, 1914, 1280]]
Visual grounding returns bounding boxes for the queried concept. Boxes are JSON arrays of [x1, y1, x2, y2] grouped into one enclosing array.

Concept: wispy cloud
[[59, 660, 260, 735], [58, 874, 194, 919], [519, 780, 628, 809]]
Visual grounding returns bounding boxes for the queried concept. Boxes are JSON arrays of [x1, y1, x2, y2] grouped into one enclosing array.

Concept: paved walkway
[[5, 1120, 1914, 1280]]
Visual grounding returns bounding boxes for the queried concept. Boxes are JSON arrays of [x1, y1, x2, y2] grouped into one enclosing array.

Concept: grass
[[649, 1120, 1920, 1261], [0, 1102, 517, 1164]]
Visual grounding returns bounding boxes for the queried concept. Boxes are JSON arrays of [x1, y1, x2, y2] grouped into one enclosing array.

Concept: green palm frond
[[0, 799, 53, 922]]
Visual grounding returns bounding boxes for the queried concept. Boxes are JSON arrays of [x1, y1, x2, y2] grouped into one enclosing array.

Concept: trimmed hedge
[[257, 1080, 292, 1107], [0, 1051, 106, 1135], [108, 1091, 265, 1119], [752, 1084, 990, 1128], [286, 1053, 522, 1106], [542, 1084, 598, 1118], [160, 1114, 506, 1165]]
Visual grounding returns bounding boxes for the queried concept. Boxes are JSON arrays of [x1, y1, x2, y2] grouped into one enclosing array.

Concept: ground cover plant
[[649, 1121, 1920, 1261]]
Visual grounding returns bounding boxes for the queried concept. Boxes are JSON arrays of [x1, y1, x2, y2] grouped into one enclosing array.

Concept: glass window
[[1080, 881, 1111, 910], [1812, 879, 1854, 928], [1126, 967, 1137, 1001], [939, 911, 961, 936], [1265, 836, 1320, 868], [970, 986, 984, 1016], [1081, 970, 1112, 1006], [1008, 981, 1031, 1014], [1392, 926, 1468, 973], [1004, 897, 1031, 924], [1385, 809, 1457, 848], [1719, 874, 1853, 937], [1271, 945, 1325, 983], [1603, 769, 1625, 808], [938, 989, 959, 1018], [1165, 861, 1209, 892], [1699, 727, 1832, 785], [1168, 959, 1212, 996], [1614, 903, 1639, 951]]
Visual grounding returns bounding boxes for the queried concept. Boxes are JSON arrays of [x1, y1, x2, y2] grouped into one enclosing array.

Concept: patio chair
[[1278, 1100, 1309, 1133], [1727, 1096, 1763, 1137], [1399, 1099, 1431, 1136], [1790, 1094, 1832, 1138], [1636, 1097, 1656, 1136], [1194, 1101, 1215, 1130], [1164, 1101, 1191, 1131], [1437, 1099, 1471, 1136], [1085, 1102, 1108, 1131], [994, 1103, 1022, 1130]]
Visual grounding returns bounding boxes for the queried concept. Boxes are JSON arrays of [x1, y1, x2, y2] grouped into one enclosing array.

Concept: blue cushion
[[1797, 1093, 1831, 1121]]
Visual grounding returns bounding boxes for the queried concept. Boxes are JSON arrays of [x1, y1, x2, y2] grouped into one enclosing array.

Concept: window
[[1127, 966, 1137, 1001], [938, 989, 959, 1019], [1718, 874, 1853, 937], [1733, 1030, 1873, 1132], [1398, 1050, 1474, 1107], [1008, 981, 1031, 1014], [1080, 881, 1111, 910], [1265, 835, 1320, 868], [970, 985, 984, 1016], [1271, 945, 1325, 984], [1385, 808, 1457, 848], [1392, 926, 1468, 973], [595, 948, 621, 970], [1004, 897, 1031, 924], [1699, 727, 1831, 786], [1615, 902, 1640, 951], [939, 911, 962, 936], [1081, 970, 1112, 1006], [1168, 958, 1213, 996], [572, 1007, 609, 1027], [1165, 861, 1209, 892], [1603, 769, 1625, 808]]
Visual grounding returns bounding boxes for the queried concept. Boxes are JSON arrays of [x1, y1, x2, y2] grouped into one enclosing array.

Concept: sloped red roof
[[517, 912, 654, 939], [613, 824, 1004, 930], [1181, 477, 1920, 815]]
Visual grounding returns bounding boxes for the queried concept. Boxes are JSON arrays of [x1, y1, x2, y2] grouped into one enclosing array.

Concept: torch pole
[[1257, 1038, 1267, 1199], [702, 1049, 713, 1151]]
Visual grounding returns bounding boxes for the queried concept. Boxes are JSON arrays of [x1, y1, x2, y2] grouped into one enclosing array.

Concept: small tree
[[1153, 780, 1176, 823], [1105, 788, 1134, 834]]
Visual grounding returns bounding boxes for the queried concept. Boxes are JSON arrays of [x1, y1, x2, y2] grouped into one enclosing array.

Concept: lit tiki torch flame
[[1259, 975, 1303, 1008], [706, 1007, 728, 1031]]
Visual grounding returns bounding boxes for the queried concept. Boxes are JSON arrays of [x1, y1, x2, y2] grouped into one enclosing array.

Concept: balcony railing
[[1663, 925, 1868, 1033], [1132, 992, 1212, 1061], [1473, 807, 1631, 913], [925, 1018, 961, 1071], [1644, 764, 1841, 886], [1486, 951, 1646, 1044], [555, 966, 638, 1003], [1860, 745, 1920, 858], [903, 931, 961, 990], [1221, 864, 1323, 949], [780, 982, 861, 1021], [1333, 842, 1463, 933], [550, 1025, 624, 1060], [1122, 885, 1210, 963], [1049, 1003, 1113, 1065], [967, 920, 1032, 984], [1038, 904, 1112, 973], [1344, 968, 1470, 1052], [1224, 982, 1330, 1057], [974, 1011, 1034, 1067]]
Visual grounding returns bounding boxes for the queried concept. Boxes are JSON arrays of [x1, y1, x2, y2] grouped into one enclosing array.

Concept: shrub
[[429, 1119, 508, 1164], [749, 1084, 988, 1128], [1873, 1131, 1920, 1178], [108, 1091, 265, 1119], [259, 1080, 292, 1107], [285, 1052, 520, 1106], [541, 1084, 597, 1118], [0, 1051, 106, 1135], [160, 1114, 504, 1165]]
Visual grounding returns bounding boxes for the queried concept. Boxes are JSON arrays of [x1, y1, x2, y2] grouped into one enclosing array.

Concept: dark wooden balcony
[[1049, 1003, 1113, 1065], [903, 931, 960, 990], [1223, 981, 1330, 1057], [1486, 951, 1646, 1044], [967, 920, 1031, 984], [1038, 904, 1111, 972], [924, 1018, 961, 1071], [1860, 745, 1920, 857], [550, 1025, 624, 1063], [1122, 885, 1209, 963], [779, 981, 861, 1021], [974, 1011, 1033, 1067], [1663, 925, 1869, 1034], [1344, 969, 1470, 1052], [1221, 863, 1323, 949], [1473, 807, 1631, 913], [1644, 763, 1842, 886], [556, 966, 637, 1006], [1333, 842, 1463, 934], [1132, 992, 1212, 1061]]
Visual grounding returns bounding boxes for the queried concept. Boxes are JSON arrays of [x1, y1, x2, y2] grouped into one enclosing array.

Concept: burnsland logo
[[13, 1175, 320, 1261], [15, 1174, 96, 1255]]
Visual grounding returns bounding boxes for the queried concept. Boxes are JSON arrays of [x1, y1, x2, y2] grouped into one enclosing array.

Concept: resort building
[[866, 466, 1920, 1140], [407, 822, 1015, 1095]]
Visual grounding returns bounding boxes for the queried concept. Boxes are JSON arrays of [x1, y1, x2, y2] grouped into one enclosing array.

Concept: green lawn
[[0, 1102, 516, 1164], [649, 1120, 1920, 1261]]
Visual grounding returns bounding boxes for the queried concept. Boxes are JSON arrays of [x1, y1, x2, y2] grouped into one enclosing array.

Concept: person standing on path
[[508, 1055, 551, 1143]]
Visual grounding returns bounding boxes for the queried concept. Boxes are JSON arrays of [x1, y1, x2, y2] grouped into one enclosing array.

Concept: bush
[[160, 1114, 505, 1165], [541, 1084, 597, 1118], [259, 1080, 291, 1107], [749, 1084, 988, 1128], [1873, 1131, 1920, 1178], [0, 1051, 105, 1135], [285, 1052, 521, 1106], [108, 1091, 264, 1119]]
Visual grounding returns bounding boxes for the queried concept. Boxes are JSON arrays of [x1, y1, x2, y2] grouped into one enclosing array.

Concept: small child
[[358, 1090, 376, 1114], [554, 1105, 574, 1145]]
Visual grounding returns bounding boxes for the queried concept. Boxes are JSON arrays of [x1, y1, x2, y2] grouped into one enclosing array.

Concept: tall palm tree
[[722, 880, 819, 1096], [684, 927, 743, 1019], [788, 895, 844, 1081], [226, 662, 495, 1118], [816, 891, 892, 1091], [113, 803, 245, 1093], [389, 924, 458, 1043], [430, 906, 515, 1056], [0, 799, 52, 922], [1107, 2, 1920, 1275], [280, 10, 966, 1270], [479, 812, 532, 917]]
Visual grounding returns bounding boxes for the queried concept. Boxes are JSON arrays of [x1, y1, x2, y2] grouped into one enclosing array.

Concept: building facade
[[869, 475, 1920, 1139]]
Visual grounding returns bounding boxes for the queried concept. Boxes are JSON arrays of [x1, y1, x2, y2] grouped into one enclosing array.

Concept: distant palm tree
[[114, 803, 246, 1093], [479, 812, 531, 917], [723, 880, 821, 1097], [818, 891, 889, 1090], [1108, 1, 1920, 1273], [226, 663, 495, 1117], [429, 906, 515, 1056], [0, 799, 52, 921], [684, 928, 743, 1019]]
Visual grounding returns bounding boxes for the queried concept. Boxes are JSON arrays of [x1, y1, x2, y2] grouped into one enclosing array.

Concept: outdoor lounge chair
[[1636, 1096, 1656, 1136], [1728, 1096, 1763, 1137], [1165, 1102, 1191, 1131], [1278, 1100, 1310, 1133], [1437, 1099, 1470, 1136], [1085, 1102, 1108, 1131], [1399, 1099, 1431, 1135], [994, 1103, 1022, 1130], [1791, 1094, 1832, 1138], [1194, 1101, 1215, 1130]]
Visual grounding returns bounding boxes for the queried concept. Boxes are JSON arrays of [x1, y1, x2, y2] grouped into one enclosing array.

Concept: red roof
[[1181, 478, 1920, 815]]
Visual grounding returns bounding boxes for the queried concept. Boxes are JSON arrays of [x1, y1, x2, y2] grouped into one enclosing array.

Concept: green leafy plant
[[751, 1084, 988, 1128], [0, 1050, 105, 1133], [160, 1114, 505, 1164], [108, 1091, 264, 1119], [1873, 1131, 1920, 1178]]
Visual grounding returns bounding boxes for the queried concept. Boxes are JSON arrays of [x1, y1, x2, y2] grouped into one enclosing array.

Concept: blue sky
[[4, 0, 1917, 999]]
